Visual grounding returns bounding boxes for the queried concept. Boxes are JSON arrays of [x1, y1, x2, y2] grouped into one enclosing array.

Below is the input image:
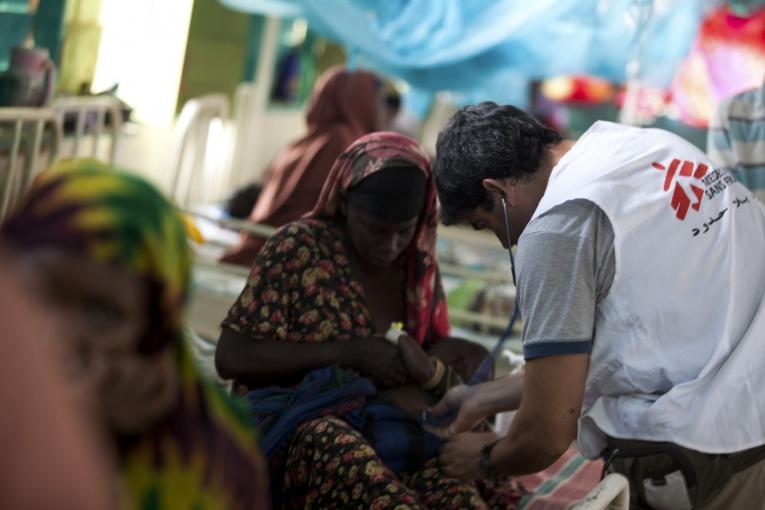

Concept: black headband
[[348, 165, 426, 222]]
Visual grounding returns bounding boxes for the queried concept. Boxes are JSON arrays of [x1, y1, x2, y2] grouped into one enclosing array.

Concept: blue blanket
[[245, 366, 443, 474]]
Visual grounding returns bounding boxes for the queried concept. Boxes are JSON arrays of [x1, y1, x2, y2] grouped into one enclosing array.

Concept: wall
[[34, 0, 66, 66], [78, 4, 306, 199], [0, 1, 32, 71], [91, 0, 194, 126], [57, 0, 101, 94], [0, 0, 65, 72], [231, 103, 304, 188], [176, 0, 252, 110]]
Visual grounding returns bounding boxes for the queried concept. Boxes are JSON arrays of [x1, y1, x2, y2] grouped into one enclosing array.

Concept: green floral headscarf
[[2, 158, 190, 354], [2, 159, 271, 510]]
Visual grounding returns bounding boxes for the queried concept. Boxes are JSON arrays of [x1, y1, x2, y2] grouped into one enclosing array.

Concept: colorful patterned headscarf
[[1, 159, 270, 510], [1, 158, 190, 355], [308, 132, 450, 344]]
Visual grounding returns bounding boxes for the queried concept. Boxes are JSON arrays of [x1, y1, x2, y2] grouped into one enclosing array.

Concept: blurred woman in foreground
[[1, 159, 270, 509]]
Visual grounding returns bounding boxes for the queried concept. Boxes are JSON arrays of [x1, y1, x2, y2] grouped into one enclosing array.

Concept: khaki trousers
[[703, 456, 765, 510]]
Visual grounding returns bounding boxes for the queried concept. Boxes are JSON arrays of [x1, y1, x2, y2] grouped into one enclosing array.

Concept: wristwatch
[[479, 439, 501, 478]]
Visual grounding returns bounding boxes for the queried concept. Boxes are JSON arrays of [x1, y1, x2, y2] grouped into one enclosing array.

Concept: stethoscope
[[422, 195, 521, 427]]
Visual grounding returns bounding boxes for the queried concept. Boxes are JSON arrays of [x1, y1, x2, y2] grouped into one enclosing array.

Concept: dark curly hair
[[433, 102, 562, 224]]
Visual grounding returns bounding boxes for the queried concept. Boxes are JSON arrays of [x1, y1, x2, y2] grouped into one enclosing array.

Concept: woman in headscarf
[[1, 159, 270, 510], [221, 66, 395, 266], [216, 133, 518, 509]]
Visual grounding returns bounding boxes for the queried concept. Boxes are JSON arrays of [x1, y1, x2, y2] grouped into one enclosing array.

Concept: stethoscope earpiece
[[499, 195, 516, 286]]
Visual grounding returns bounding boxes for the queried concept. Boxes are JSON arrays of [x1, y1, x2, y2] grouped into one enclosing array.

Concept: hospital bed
[[0, 107, 61, 219], [51, 95, 123, 164], [0, 96, 125, 221]]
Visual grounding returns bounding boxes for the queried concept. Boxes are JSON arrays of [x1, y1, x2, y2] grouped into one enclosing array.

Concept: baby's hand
[[398, 334, 435, 384]]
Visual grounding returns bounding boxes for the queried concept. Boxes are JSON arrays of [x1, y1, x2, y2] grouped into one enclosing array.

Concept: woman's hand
[[398, 334, 435, 384], [348, 337, 407, 388]]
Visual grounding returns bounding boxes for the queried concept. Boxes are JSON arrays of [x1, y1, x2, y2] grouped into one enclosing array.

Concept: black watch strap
[[479, 439, 501, 478]]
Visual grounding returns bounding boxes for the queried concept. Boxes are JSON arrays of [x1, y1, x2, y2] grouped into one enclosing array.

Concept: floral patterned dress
[[223, 219, 517, 509]]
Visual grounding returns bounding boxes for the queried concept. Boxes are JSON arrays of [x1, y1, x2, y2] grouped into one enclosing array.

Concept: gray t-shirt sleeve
[[516, 199, 615, 360]]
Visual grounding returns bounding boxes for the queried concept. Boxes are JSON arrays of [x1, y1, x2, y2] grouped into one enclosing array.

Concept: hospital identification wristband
[[385, 321, 405, 345]]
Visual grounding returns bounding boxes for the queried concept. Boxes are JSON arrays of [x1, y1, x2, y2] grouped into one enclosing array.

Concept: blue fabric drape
[[221, 0, 711, 109]]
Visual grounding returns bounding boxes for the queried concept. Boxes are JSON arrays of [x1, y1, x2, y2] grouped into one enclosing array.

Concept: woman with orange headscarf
[[221, 66, 395, 266]]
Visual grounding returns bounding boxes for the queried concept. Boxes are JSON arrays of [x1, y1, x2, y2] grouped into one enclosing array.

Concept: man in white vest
[[429, 102, 765, 509]]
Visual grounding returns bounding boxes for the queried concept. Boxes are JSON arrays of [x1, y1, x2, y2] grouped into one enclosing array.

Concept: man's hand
[[424, 383, 486, 438], [439, 431, 499, 479]]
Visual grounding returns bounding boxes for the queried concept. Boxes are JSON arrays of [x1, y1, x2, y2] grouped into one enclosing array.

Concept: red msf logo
[[652, 159, 708, 220]]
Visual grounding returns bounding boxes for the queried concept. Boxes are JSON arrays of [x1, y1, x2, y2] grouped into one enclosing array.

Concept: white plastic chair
[[170, 94, 232, 208], [51, 96, 123, 164], [570, 473, 630, 510], [0, 107, 62, 219]]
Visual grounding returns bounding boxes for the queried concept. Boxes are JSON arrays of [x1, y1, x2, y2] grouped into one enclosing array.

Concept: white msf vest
[[532, 121, 765, 458]]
